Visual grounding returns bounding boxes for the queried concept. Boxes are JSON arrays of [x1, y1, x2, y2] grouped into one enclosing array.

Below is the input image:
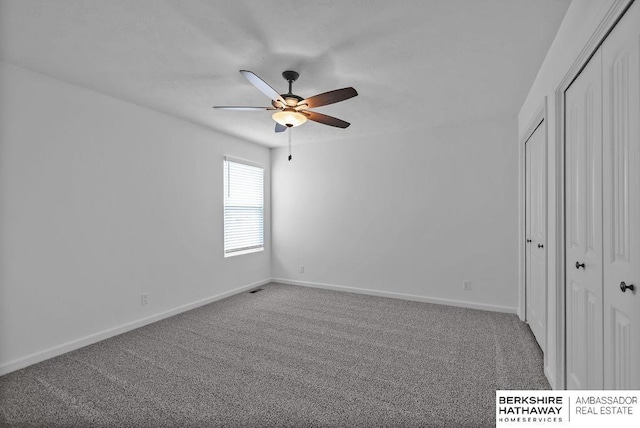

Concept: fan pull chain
[[288, 128, 292, 161]]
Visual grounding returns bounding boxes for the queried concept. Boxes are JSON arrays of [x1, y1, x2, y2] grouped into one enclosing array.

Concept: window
[[223, 157, 264, 257]]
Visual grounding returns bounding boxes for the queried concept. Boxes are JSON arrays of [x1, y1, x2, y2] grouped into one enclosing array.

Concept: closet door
[[525, 122, 546, 350], [526, 139, 533, 327], [565, 48, 603, 390], [602, 1, 640, 390]]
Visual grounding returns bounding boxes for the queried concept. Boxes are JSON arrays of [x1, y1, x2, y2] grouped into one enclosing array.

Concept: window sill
[[224, 247, 264, 258]]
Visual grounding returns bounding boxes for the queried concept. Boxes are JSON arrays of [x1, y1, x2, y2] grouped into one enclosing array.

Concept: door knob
[[575, 262, 585, 269], [620, 282, 635, 293], [538, 244, 544, 248], [526, 239, 532, 243]]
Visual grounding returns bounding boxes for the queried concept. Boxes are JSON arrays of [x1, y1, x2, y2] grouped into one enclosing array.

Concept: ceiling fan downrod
[[282, 70, 299, 95]]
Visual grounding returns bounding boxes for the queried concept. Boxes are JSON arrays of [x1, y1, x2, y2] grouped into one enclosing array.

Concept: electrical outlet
[[463, 281, 471, 291], [300, 265, 305, 273], [141, 293, 149, 305]]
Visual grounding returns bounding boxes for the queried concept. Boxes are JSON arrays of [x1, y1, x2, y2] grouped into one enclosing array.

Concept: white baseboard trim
[[271, 278, 517, 314], [0, 278, 270, 376]]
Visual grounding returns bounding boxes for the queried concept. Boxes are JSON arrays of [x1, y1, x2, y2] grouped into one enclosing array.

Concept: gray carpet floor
[[0, 283, 549, 427]]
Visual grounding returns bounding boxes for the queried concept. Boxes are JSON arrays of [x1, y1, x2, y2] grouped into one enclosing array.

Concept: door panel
[[565, 48, 603, 390], [602, 1, 640, 390], [525, 122, 546, 350]]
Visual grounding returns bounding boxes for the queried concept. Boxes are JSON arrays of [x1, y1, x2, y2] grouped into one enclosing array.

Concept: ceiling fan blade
[[275, 123, 287, 133], [213, 106, 276, 111], [239, 70, 286, 105], [299, 87, 358, 109], [302, 111, 350, 128]]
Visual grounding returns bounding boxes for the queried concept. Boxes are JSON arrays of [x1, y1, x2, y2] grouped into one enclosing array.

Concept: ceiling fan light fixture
[[272, 108, 307, 127]]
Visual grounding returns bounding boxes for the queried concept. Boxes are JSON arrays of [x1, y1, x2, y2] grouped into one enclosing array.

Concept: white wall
[[518, 0, 627, 389], [272, 118, 519, 312], [519, 0, 617, 129], [0, 62, 271, 374]]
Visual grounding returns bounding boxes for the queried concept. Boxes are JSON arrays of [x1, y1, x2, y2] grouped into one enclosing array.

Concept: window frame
[[223, 156, 265, 258]]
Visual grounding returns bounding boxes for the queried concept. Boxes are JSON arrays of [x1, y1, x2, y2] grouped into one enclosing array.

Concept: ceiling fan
[[214, 70, 358, 133]]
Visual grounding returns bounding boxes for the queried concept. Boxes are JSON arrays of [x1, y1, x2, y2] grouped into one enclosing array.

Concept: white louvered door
[[602, 1, 640, 390]]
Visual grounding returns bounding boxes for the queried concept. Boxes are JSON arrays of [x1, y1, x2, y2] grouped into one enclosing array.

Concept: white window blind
[[223, 157, 264, 257]]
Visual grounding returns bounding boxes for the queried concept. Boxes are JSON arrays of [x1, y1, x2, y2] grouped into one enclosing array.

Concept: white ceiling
[[0, 0, 571, 147]]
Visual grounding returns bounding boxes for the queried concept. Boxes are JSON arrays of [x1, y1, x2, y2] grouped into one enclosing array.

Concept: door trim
[[554, 0, 634, 390]]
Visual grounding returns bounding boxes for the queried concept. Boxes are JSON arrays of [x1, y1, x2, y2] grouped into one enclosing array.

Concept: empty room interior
[[1, 0, 639, 426]]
